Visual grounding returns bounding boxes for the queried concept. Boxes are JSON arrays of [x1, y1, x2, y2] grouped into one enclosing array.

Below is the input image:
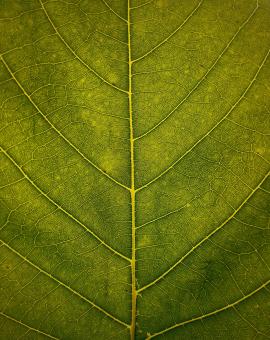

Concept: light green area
[[0, 0, 270, 339]]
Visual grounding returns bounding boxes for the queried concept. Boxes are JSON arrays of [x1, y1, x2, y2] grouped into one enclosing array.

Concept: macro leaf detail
[[0, 0, 270, 339]]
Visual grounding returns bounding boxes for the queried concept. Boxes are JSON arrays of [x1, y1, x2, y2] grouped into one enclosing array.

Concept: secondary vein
[[0, 311, 59, 339], [0, 55, 130, 192], [146, 279, 270, 339], [1, 240, 129, 328], [0, 146, 130, 263]]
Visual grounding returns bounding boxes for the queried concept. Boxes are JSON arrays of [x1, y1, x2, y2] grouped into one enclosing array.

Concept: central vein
[[127, 0, 137, 338], [127, 1, 136, 339]]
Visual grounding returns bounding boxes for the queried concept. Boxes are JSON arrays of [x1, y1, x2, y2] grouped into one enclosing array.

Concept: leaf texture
[[0, 0, 270, 339]]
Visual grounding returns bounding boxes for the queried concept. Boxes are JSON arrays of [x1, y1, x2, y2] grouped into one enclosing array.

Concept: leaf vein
[[0, 311, 59, 340], [134, 4, 258, 140], [39, 0, 128, 94], [137, 170, 269, 293], [0, 146, 131, 262], [132, 0, 203, 63], [136, 46, 270, 192], [146, 279, 270, 339], [0, 55, 130, 191], [1, 241, 130, 328], [101, 0, 128, 23]]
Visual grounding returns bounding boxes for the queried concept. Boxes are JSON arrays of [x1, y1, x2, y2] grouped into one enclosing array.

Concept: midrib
[[127, 1, 137, 339]]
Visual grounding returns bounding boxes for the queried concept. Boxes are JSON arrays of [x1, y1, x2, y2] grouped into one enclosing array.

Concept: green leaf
[[0, 0, 269, 339]]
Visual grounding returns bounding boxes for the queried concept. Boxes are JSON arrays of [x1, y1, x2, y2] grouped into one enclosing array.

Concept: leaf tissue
[[0, 0, 270, 339]]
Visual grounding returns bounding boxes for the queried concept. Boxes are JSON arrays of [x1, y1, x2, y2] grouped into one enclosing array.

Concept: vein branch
[[136, 47, 270, 192], [0, 146, 131, 263], [0, 55, 130, 192], [137, 171, 269, 294], [0, 311, 59, 339], [1, 240, 130, 328], [101, 0, 128, 23], [146, 279, 270, 339], [132, 0, 203, 63], [134, 4, 258, 140], [39, 0, 128, 94]]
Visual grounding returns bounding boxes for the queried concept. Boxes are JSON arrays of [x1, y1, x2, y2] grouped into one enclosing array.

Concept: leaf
[[0, 0, 269, 339]]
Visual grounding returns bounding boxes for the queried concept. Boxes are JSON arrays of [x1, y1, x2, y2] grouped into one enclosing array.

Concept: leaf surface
[[0, 0, 270, 339]]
